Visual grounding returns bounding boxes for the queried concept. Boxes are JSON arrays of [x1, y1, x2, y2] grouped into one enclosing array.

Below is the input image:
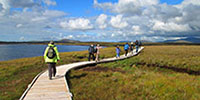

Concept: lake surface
[[0, 44, 89, 61]]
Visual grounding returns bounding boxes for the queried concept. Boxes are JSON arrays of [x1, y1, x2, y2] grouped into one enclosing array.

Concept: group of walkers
[[88, 44, 101, 61], [124, 40, 141, 56], [43, 40, 141, 80], [88, 40, 141, 61]]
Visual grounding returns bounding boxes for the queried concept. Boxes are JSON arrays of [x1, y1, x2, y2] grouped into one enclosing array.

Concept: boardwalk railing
[[20, 47, 144, 100]]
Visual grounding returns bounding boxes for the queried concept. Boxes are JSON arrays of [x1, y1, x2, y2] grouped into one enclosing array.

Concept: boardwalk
[[21, 47, 144, 100]]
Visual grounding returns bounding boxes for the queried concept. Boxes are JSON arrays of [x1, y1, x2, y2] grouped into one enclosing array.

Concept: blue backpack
[[124, 44, 129, 50]]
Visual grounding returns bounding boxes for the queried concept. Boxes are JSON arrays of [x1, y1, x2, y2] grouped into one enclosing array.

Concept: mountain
[[0, 39, 80, 44], [57, 39, 80, 43], [119, 40, 152, 43], [140, 40, 153, 43], [119, 41, 132, 43], [163, 37, 200, 43]]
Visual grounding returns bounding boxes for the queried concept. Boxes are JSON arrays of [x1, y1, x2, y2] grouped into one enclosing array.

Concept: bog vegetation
[[0, 47, 118, 100], [69, 46, 200, 100], [1, 45, 200, 100]]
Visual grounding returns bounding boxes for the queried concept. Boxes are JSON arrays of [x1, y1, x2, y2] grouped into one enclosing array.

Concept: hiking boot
[[53, 74, 56, 77]]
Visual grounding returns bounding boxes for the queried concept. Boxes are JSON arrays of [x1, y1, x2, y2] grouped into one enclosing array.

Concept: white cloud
[[60, 18, 93, 30], [110, 15, 128, 28], [16, 24, 23, 28], [20, 36, 25, 40], [118, 0, 158, 6], [0, 0, 9, 15], [0, 0, 38, 10], [94, 0, 200, 41], [132, 25, 142, 34], [0, 0, 200, 42], [174, 17, 183, 22], [60, 21, 68, 29], [30, 10, 66, 22], [94, 0, 159, 15], [31, 16, 47, 22], [43, 0, 56, 6], [64, 35, 74, 39], [96, 14, 107, 29], [177, 0, 200, 8], [0, 4, 4, 16], [0, 0, 40, 16], [76, 34, 89, 38], [152, 20, 191, 32], [132, 25, 140, 31], [0, 0, 10, 10], [43, 10, 66, 17], [111, 33, 115, 37], [0, 0, 57, 15], [167, 37, 186, 40]]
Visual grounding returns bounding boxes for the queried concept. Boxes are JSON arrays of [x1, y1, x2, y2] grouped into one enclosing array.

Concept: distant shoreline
[[1, 42, 200, 46]]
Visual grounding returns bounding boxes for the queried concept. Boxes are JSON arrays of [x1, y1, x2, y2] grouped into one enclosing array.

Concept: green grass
[[136, 46, 200, 71], [69, 46, 200, 100], [0, 46, 122, 100], [69, 66, 200, 100]]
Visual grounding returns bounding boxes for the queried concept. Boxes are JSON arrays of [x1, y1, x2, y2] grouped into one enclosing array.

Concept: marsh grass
[[137, 46, 200, 71], [0, 46, 121, 100], [69, 64, 200, 100], [69, 45, 200, 100]]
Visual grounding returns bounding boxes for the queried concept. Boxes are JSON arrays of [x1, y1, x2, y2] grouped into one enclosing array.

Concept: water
[[0, 44, 89, 61]]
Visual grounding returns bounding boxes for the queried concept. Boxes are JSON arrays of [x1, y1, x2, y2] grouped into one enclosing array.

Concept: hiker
[[95, 44, 102, 62], [124, 43, 129, 56], [116, 45, 121, 58], [135, 40, 139, 53], [88, 44, 95, 61], [44, 41, 60, 80], [130, 42, 134, 54]]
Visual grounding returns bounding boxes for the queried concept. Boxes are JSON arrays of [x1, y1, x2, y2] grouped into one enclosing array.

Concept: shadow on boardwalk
[[52, 75, 65, 80]]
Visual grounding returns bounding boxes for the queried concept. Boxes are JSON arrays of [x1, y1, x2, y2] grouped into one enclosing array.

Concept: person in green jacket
[[44, 41, 60, 80]]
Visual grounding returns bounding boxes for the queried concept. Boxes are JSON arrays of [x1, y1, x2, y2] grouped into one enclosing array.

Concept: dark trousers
[[88, 53, 95, 61], [135, 46, 139, 53], [48, 63, 56, 79], [125, 49, 128, 56]]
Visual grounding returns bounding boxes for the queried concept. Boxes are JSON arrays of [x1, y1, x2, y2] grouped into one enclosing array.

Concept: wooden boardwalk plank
[[21, 47, 144, 100]]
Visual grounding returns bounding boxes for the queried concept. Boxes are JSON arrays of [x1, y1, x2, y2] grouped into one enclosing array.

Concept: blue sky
[[160, 0, 183, 5], [49, 0, 118, 17], [0, 0, 200, 42]]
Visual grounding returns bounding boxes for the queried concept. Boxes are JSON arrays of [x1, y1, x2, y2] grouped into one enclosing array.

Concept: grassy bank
[[0, 46, 123, 100], [69, 45, 200, 100]]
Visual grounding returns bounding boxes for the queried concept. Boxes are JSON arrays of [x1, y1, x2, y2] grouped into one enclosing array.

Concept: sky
[[0, 0, 200, 42]]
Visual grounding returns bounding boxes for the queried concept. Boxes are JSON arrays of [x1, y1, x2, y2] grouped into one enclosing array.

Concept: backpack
[[94, 48, 97, 53], [47, 46, 56, 59], [124, 44, 129, 50], [135, 41, 138, 45]]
